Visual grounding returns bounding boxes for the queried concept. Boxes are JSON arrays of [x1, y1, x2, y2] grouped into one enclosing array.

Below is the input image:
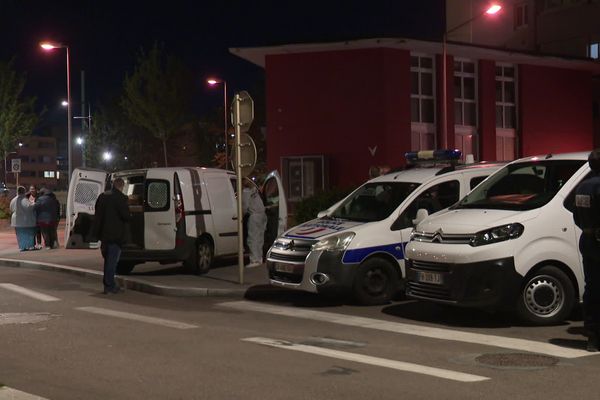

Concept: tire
[[185, 237, 214, 275], [116, 261, 136, 275], [516, 266, 575, 325], [352, 258, 399, 305]]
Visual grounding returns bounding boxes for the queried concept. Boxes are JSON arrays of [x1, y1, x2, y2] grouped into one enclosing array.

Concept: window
[[43, 171, 55, 178], [454, 60, 477, 127], [395, 180, 460, 230], [496, 64, 517, 161], [470, 176, 488, 190], [589, 43, 599, 59], [282, 156, 326, 201], [514, 3, 529, 29], [145, 180, 170, 211], [411, 54, 436, 151]]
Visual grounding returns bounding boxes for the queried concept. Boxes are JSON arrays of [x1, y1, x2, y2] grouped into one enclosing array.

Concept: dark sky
[[1, 0, 444, 124]]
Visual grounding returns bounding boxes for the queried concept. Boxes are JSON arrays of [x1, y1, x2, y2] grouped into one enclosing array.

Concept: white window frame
[[454, 58, 478, 131], [515, 3, 529, 29], [281, 155, 326, 201], [495, 63, 518, 161], [410, 53, 437, 150]]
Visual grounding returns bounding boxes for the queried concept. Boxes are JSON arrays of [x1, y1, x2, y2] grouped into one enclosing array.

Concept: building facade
[[3, 136, 59, 190]]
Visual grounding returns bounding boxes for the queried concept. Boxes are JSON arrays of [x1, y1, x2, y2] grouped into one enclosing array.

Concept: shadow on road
[[244, 285, 347, 308]]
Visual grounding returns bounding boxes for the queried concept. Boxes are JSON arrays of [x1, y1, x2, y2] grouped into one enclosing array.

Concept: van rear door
[[65, 168, 109, 249], [262, 170, 288, 248], [143, 170, 176, 250]]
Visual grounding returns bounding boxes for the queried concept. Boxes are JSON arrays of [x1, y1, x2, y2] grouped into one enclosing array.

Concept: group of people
[[10, 185, 61, 251]]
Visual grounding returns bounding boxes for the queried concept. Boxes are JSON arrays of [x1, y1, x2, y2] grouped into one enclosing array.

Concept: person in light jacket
[[34, 188, 61, 249], [242, 180, 267, 268], [10, 186, 37, 251]]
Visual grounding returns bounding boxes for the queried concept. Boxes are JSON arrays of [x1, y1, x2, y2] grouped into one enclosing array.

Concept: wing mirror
[[412, 208, 429, 226], [317, 210, 328, 218]]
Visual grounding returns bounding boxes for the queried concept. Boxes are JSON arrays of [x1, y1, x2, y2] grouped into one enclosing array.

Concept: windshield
[[330, 182, 420, 222], [453, 160, 585, 211]]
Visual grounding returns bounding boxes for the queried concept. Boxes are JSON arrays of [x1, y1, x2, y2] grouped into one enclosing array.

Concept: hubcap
[[523, 275, 564, 318], [364, 268, 387, 295], [198, 244, 211, 268]]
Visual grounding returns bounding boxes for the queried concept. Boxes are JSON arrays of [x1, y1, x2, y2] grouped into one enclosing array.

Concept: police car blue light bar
[[405, 149, 462, 163]]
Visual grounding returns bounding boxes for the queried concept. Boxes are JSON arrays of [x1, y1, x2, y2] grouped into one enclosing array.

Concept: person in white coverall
[[242, 182, 267, 268]]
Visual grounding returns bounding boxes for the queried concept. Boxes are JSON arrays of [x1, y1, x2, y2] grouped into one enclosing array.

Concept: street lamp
[[74, 105, 91, 168], [40, 41, 72, 185], [441, 3, 502, 150], [207, 78, 228, 169]]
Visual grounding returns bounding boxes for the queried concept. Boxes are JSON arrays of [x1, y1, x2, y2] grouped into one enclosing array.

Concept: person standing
[[91, 178, 130, 294], [10, 186, 37, 251], [242, 180, 267, 268], [34, 188, 61, 249], [27, 185, 42, 249], [573, 149, 600, 352]]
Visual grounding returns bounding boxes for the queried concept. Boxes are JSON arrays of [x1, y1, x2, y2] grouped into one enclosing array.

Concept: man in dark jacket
[[92, 178, 130, 294], [573, 149, 600, 352], [34, 188, 61, 249]]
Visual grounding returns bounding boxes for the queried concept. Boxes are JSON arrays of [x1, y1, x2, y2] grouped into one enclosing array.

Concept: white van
[[65, 167, 287, 274], [405, 152, 590, 325], [267, 151, 503, 305]]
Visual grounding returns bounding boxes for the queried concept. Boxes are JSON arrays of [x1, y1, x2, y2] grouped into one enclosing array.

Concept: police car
[[267, 150, 503, 305], [405, 152, 590, 325]]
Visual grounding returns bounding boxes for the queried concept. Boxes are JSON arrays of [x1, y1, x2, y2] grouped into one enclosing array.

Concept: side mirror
[[412, 208, 429, 226], [317, 210, 328, 218]]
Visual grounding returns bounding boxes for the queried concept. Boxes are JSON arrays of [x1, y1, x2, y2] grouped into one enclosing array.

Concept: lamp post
[[74, 105, 91, 168], [441, 3, 501, 150], [207, 78, 228, 169], [40, 41, 72, 185]]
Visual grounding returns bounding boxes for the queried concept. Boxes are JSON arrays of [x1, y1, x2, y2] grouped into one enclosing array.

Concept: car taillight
[[175, 193, 184, 224]]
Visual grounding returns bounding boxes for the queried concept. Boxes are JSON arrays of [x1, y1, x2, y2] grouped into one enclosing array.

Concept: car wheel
[[185, 237, 214, 275], [352, 258, 399, 305], [516, 266, 575, 325], [116, 261, 136, 275]]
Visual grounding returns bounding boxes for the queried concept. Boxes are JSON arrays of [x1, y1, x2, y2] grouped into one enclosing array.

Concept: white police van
[[65, 167, 287, 274], [405, 152, 590, 325], [267, 150, 503, 305]]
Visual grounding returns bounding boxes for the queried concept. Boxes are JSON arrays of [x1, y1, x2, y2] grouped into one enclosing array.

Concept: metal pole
[[442, 33, 448, 150], [81, 70, 85, 168], [235, 94, 244, 285], [224, 81, 228, 169], [66, 46, 72, 186]]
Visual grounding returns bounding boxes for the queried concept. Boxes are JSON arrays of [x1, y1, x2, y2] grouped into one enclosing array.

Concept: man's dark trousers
[[101, 242, 121, 292], [582, 236, 600, 334]]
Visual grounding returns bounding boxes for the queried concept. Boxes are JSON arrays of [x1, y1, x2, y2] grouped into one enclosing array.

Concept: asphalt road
[[0, 267, 599, 400]]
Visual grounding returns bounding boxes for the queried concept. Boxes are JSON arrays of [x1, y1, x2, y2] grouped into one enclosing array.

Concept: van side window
[[393, 180, 460, 230], [470, 176, 487, 190], [145, 180, 170, 212], [564, 172, 593, 213]]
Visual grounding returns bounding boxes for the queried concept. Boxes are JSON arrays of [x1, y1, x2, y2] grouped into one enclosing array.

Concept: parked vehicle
[[65, 167, 287, 274], [405, 152, 590, 325], [267, 150, 503, 305]]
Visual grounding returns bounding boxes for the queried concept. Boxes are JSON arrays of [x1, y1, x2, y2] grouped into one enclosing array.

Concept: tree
[[0, 59, 39, 173], [121, 43, 193, 167]]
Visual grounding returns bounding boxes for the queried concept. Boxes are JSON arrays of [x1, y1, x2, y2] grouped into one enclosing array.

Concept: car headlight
[[470, 223, 524, 247], [311, 232, 355, 252]]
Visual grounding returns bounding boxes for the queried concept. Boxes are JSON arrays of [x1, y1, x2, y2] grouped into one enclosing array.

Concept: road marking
[[221, 301, 592, 359], [0, 283, 60, 302], [243, 337, 489, 383], [76, 307, 198, 330], [0, 386, 49, 399]]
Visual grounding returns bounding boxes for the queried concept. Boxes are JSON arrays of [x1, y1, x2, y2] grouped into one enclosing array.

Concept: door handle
[[232, 217, 238, 220]]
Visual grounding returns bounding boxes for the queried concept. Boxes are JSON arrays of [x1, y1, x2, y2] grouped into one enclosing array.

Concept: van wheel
[[185, 237, 213, 275], [516, 266, 575, 325], [352, 258, 398, 305], [116, 262, 136, 275]]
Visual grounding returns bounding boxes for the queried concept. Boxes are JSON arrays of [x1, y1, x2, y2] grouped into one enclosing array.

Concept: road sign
[[11, 159, 21, 173], [231, 90, 254, 134], [230, 133, 257, 178]]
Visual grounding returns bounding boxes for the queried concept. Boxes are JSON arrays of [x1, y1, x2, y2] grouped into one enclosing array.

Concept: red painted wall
[[478, 60, 497, 161], [266, 48, 411, 189], [519, 65, 593, 156]]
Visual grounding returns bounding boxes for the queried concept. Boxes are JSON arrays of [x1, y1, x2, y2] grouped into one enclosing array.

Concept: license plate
[[417, 271, 443, 285], [274, 263, 295, 273]]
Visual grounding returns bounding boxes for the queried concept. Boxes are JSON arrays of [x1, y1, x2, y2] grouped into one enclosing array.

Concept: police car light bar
[[405, 149, 462, 163]]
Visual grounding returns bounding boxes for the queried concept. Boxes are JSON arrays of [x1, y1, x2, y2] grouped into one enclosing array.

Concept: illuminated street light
[[61, 100, 68, 107], [102, 151, 112, 161], [76, 137, 84, 145], [207, 78, 228, 169], [440, 3, 502, 150], [40, 40, 73, 184]]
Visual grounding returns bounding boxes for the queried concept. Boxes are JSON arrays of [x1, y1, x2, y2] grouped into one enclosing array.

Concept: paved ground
[[0, 221, 270, 297]]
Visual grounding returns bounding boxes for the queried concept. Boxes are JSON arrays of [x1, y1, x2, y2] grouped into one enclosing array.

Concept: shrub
[[293, 187, 353, 225], [0, 197, 10, 220]]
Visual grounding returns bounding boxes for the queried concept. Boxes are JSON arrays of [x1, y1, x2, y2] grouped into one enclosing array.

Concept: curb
[[0, 258, 251, 298]]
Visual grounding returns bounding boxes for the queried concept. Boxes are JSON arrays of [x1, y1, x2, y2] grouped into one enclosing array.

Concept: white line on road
[[76, 307, 198, 330], [0, 386, 49, 399], [0, 283, 60, 302], [221, 301, 592, 359], [243, 337, 490, 383]]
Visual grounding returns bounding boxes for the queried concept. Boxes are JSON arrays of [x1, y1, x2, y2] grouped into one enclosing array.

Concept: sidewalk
[[0, 221, 273, 297]]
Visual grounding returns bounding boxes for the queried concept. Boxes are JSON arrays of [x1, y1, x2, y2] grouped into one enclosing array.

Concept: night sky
[[1, 0, 444, 125]]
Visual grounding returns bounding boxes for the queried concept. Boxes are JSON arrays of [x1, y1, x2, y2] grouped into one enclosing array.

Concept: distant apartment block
[[3, 136, 59, 190]]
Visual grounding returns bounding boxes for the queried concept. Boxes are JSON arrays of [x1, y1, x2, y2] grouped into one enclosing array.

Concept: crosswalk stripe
[[243, 337, 490, 382], [0, 283, 60, 302], [0, 386, 49, 399], [221, 301, 592, 359], [75, 307, 198, 330]]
